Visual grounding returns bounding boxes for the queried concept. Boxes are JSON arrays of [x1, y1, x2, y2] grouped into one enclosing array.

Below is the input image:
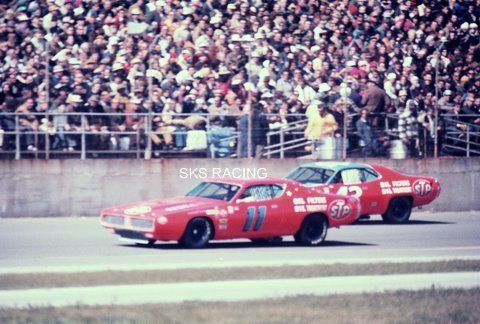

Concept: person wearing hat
[[304, 101, 337, 155], [395, 88, 408, 109], [361, 77, 388, 116], [384, 72, 398, 101], [438, 89, 453, 110], [276, 70, 294, 98], [239, 103, 269, 158], [356, 108, 385, 157]]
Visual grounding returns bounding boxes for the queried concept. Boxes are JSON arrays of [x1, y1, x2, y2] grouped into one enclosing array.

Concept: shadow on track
[[352, 220, 455, 226], [119, 240, 375, 250]]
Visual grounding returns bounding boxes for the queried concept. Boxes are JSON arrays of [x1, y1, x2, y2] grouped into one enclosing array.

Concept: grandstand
[[0, 0, 479, 159]]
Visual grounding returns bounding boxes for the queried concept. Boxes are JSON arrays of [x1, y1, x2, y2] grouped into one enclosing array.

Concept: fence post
[[266, 132, 271, 159], [466, 126, 470, 157], [15, 114, 20, 160], [45, 40, 50, 161], [136, 128, 140, 159], [280, 128, 284, 159], [34, 128, 38, 159], [342, 112, 347, 161], [423, 128, 427, 158], [81, 115, 86, 160]]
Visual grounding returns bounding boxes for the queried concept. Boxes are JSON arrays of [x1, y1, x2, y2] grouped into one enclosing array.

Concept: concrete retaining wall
[[1, 158, 479, 217]]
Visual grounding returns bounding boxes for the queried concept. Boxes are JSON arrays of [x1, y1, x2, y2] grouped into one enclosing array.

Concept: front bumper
[[101, 214, 155, 240]]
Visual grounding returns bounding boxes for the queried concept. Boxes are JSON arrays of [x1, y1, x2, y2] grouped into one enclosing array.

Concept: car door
[[230, 185, 284, 237], [328, 167, 381, 215]]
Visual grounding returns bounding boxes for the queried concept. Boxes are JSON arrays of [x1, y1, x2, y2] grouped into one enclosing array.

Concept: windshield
[[186, 182, 240, 201], [286, 167, 334, 186]]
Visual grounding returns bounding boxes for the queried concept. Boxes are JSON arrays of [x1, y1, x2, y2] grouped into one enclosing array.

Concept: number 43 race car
[[100, 178, 361, 248], [286, 162, 441, 224]]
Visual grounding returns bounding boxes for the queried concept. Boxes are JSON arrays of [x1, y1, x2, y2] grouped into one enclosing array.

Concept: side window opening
[[361, 168, 379, 182], [271, 184, 285, 198], [331, 172, 343, 184], [340, 169, 362, 185], [239, 185, 273, 202]]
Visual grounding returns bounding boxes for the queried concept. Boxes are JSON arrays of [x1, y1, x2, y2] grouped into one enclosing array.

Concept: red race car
[[100, 178, 361, 248], [286, 162, 441, 224]]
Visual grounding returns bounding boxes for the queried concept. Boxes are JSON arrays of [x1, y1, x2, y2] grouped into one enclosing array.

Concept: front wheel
[[179, 217, 212, 248], [294, 214, 328, 246], [382, 197, 412, 224]]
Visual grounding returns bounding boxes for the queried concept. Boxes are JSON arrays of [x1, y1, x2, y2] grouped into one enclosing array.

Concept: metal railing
[[442, 116, 480, 157], [1, 111, 479, 159]]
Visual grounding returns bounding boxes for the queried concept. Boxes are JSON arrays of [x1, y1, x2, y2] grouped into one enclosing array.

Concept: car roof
[[299, 161, 372, 172]]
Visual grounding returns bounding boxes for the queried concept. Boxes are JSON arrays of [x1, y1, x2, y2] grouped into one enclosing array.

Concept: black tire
[[382, 197, 412, 224], [179, 217, 212, 248], [294, 214, 328, 246]]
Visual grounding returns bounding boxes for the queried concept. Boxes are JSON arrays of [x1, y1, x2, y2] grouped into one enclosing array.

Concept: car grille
[[103, 215, 125, 226], [131, 218, 153, 229], [115, 229, 147, 240]]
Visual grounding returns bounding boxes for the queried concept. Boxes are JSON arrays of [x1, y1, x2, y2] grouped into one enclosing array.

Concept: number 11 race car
[[100, 178, 361, 248], [286, 162, 441, 224]]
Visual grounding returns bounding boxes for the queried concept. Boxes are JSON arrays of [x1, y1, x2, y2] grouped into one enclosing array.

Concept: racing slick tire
[[382, 197, 412, 224], [179, 217, 212, 248], [294, 214, 328, 246]]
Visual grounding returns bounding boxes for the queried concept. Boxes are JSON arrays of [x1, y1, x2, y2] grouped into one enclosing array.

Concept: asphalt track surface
[[1, 211, 479, 274]]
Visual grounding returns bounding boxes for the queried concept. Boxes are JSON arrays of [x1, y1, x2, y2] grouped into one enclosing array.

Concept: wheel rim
[[190, 221, 209, 243], [305, 218, 327, 242]]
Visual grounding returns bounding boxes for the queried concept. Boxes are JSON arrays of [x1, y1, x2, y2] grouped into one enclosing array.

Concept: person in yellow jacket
[[304, 101, 338, 153]]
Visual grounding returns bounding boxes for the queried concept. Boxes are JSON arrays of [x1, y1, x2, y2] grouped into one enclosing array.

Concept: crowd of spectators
[[0, 0, 479, 157]]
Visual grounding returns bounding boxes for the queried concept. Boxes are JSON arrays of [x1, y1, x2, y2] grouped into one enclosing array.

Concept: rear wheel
[[382, 197, 412, 224], [179, 217, 212, 248], [294, 214, 328, 246]]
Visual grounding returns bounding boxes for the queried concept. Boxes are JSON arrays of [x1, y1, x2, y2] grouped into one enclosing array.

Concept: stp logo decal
[[329, 200, 351, 219], [413, 180, 432, 197]]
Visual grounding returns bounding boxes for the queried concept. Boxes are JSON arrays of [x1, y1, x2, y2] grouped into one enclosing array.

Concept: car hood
[[102, 196, 224, 217]]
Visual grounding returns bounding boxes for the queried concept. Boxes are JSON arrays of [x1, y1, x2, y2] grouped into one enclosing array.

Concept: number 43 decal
[[337, 186, 363, 198], [243, 206, 267, 232]]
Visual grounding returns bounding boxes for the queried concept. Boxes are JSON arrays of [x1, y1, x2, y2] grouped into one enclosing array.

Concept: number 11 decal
[[243, 206, 267, 232]]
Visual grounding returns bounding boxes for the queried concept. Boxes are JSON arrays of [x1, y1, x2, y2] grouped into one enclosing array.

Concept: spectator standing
[[239, 104, 268, 158]]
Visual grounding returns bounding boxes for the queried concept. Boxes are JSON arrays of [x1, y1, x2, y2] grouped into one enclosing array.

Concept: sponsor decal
[[329, 199, 351, 219], [286, 191, 292, 197], [380, 180, 412, 195], [412, 179, 432, 197], [124, 205, 152, 215], [293, 196, 327, 213], [227, 206, 234, 214], [219, 224, 228, 230], [206, 207, 219, 216]]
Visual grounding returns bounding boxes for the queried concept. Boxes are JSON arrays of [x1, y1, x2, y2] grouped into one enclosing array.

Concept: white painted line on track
[[1, 256, 479, 274], [1, 272, 479, 308]]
